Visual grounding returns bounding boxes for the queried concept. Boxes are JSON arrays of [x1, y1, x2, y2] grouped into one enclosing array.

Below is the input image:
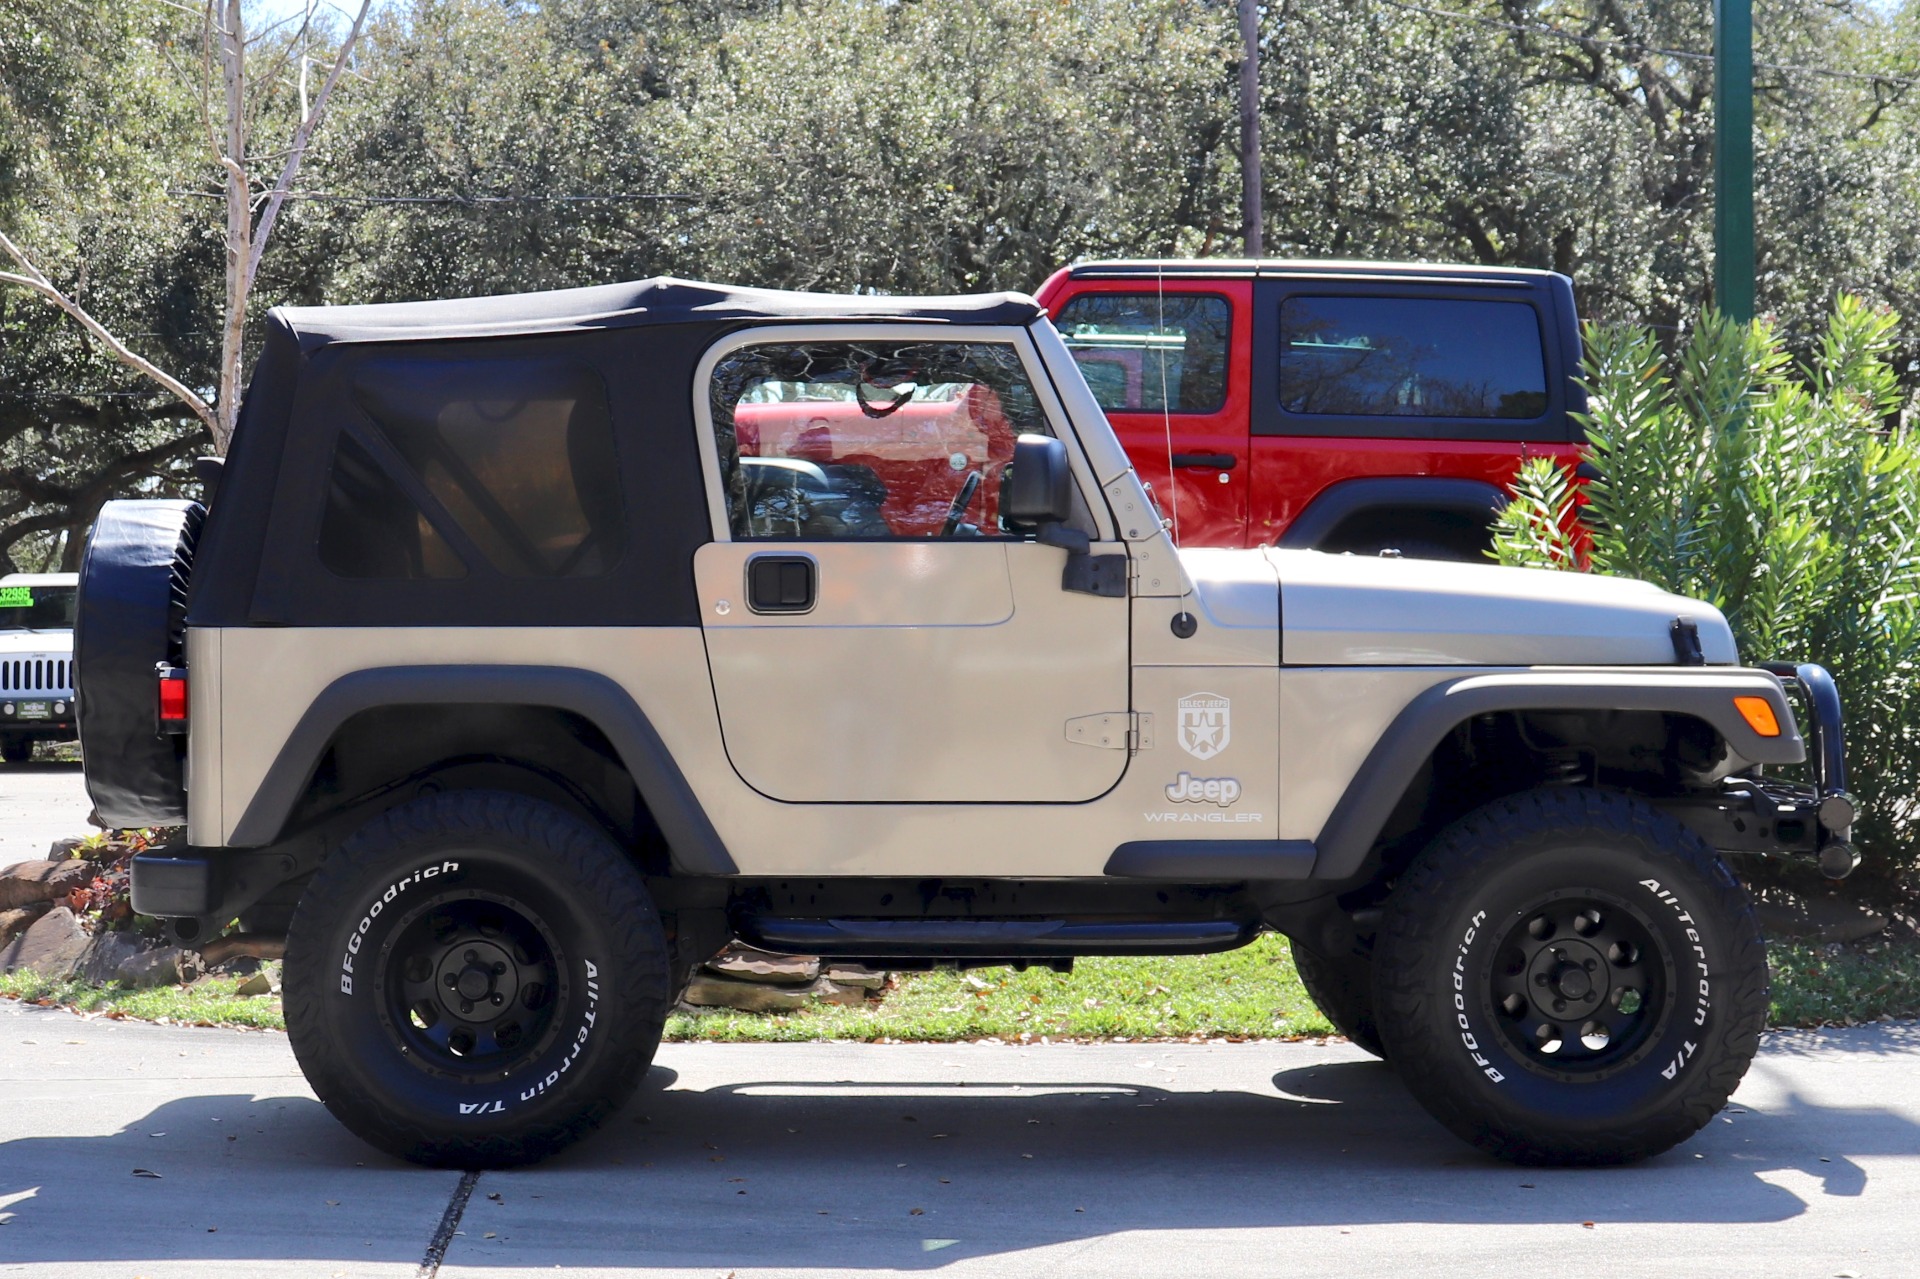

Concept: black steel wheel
[[284, 790, 670, 1167], [1374, 787, 1769, 1166], [1289, 936, 1385, 1059]]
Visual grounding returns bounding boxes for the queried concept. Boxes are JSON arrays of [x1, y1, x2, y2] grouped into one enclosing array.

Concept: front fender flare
[[1310, 669, 1806, 881], [227, 665, 735, 874]]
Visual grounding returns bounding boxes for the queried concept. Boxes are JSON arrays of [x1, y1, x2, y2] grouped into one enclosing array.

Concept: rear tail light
[[157, 665, 189, 733]]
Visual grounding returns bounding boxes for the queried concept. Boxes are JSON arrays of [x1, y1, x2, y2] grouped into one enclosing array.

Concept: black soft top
[[267, 276, 1043, 352], [193, 278, 1042, 631]]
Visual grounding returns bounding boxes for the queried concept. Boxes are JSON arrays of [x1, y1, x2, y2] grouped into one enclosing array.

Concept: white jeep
[[72, 278, 1853, 1168], [0, 572, 78, 764]]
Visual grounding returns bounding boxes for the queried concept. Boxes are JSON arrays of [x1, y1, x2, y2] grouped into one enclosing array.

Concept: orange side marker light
[[1733, 696, 1780, 737]]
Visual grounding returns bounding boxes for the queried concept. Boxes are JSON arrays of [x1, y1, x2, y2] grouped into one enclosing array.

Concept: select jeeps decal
[[339, 860, 460, 995], [1176, 692, 1231, 761], [462, 960, 603, 1116]]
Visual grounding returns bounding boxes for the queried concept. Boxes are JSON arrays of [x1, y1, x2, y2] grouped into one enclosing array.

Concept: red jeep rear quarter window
[[1280, 296, 1547, 420]]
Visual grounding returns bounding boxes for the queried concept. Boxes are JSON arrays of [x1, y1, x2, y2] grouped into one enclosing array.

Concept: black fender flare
[[227, 665, 736, 874], [1309, 670, 1807, 881], [1278, 477, 1508, 550]]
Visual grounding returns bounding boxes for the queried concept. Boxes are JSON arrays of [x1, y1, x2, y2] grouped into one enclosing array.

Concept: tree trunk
[[217, 0, 249, 455]]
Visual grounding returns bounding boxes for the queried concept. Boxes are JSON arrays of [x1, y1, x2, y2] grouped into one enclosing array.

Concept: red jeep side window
[[1052, 293, 1230, 414], [1280, 296, 1548, 420], [709, 340, 1051, 540]]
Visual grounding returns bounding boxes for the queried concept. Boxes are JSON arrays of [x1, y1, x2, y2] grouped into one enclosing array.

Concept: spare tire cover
[[76, 499, 204, 828]]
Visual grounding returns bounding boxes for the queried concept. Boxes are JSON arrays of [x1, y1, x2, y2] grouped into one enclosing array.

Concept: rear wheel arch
[[230, 665, 734, 877], [1280, 477, 1507, 561]]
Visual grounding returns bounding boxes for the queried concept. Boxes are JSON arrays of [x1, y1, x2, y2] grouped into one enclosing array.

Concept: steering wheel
[[941, 471, 983, 536]]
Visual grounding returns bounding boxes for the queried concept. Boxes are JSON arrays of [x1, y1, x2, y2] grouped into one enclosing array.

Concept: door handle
[[747, 555, 816, 614], [1171, 452, 1237, 470]]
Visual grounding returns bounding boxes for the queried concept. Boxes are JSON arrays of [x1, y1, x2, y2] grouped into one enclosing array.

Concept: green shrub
[[1491, 299, 1920, 902]]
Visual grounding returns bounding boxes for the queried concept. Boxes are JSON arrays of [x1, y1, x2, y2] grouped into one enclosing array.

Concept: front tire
[[284, 790, 670, 1167], [1374, 787, 1768, 1165], [1, 736, 31, 765]]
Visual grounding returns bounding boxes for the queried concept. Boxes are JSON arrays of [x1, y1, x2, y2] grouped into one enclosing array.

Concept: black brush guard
[[1663, 662, 1857, 878]]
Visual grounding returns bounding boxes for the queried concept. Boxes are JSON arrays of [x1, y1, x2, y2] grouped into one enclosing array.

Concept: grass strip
[[5, 934, 1918, 1039], [0, 970, 285, 1030]]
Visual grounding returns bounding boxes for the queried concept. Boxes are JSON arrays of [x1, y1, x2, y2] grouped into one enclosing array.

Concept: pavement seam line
[[416, 1168, 481, 1278]]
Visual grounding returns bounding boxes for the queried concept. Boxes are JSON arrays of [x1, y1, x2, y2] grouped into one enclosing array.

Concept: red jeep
[[1033, 261, 1587, 556]]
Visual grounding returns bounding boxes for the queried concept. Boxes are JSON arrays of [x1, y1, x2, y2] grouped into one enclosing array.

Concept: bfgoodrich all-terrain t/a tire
[[1374, 787, 1769, 1166], [283, 790, 671, 1167]]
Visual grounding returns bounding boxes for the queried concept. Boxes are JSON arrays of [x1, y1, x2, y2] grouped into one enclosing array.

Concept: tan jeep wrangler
[[73, 278, 1855, 1168]]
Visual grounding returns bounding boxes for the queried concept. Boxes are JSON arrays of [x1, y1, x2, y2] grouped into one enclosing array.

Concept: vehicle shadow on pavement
[[1, 1059, 1912, 1270], [429, 1060, 1918, 1270], [0, 758, 83, 773]]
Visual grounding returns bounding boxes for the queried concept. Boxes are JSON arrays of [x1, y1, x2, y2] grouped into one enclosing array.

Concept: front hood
[[1268, 549, 1738, 666], [0, 630, 72, 657]]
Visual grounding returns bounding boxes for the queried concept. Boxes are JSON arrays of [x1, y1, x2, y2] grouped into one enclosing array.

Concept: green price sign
[[0, 586, 34, 608]]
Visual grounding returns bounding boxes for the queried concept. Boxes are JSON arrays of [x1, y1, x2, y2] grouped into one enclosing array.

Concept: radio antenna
[[1156, 260, 1181, 546]]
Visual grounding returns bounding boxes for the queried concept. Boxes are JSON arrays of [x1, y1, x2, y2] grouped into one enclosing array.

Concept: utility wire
[[165, 190, 701, 205], [1378, 0, 1920, 91]]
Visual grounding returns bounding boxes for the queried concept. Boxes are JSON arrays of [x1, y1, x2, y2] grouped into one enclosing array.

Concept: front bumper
[[1662, 661, 1857, 878], [0, 695, 76, 741]]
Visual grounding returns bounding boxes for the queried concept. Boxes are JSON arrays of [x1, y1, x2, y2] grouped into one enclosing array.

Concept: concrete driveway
[[2, 996, 1916, 1279], [0, 758, 92, 862]]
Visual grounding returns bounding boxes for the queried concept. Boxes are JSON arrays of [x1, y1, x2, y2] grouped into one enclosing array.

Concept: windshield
[[0, 585, 76, 630]]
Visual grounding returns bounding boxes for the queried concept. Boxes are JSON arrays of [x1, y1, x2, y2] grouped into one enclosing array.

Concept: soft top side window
[[709, 340, 1053, 541], [318, 357, 623, 579]]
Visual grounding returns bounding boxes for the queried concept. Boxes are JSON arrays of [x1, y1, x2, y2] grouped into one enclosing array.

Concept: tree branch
[[244, 0, 372, 291], [0, 235, 220, 437]]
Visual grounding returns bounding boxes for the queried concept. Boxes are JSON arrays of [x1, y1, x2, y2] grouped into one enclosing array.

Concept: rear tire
[[283, 790, 670, 1167], [1374, 787, 1768, 1166], [1289, 937, 1385, 1058]]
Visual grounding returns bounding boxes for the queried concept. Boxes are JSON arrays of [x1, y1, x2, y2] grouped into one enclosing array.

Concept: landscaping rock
[[810, 978, 871, 1006], [45, 838, 86, 860], [0, 903, 49, 946], [821, 963, 887, 989], [703, 944, 820, 984], [0, 860, 96, 910], [75, 930, 146, 984], [233, 971, 273, 997], [117, 946, 200, 989], [0, 907, 91, 978], [682, 971, 814, 1012]]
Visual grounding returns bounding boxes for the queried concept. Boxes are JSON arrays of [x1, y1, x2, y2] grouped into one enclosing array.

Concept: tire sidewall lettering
[[326, 854, 612, 1120], [1445, 859, 1713, 1111]]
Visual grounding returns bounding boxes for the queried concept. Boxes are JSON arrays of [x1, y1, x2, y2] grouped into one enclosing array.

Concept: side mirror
[[1003, 434, 1072, 527]]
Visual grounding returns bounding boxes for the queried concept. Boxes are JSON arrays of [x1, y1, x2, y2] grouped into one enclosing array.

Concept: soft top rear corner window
[[1279, 296, 1547, 420]]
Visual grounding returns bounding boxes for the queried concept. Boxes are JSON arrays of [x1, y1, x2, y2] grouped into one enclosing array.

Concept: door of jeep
[[692, 327, 1132, 803]]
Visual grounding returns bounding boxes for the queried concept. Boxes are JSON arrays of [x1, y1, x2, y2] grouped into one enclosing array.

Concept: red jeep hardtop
[[1033, 260, 1587, 556]]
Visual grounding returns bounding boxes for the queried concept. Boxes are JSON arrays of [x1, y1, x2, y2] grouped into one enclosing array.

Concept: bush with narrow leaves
[[1491, 299, 1920, 904]]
